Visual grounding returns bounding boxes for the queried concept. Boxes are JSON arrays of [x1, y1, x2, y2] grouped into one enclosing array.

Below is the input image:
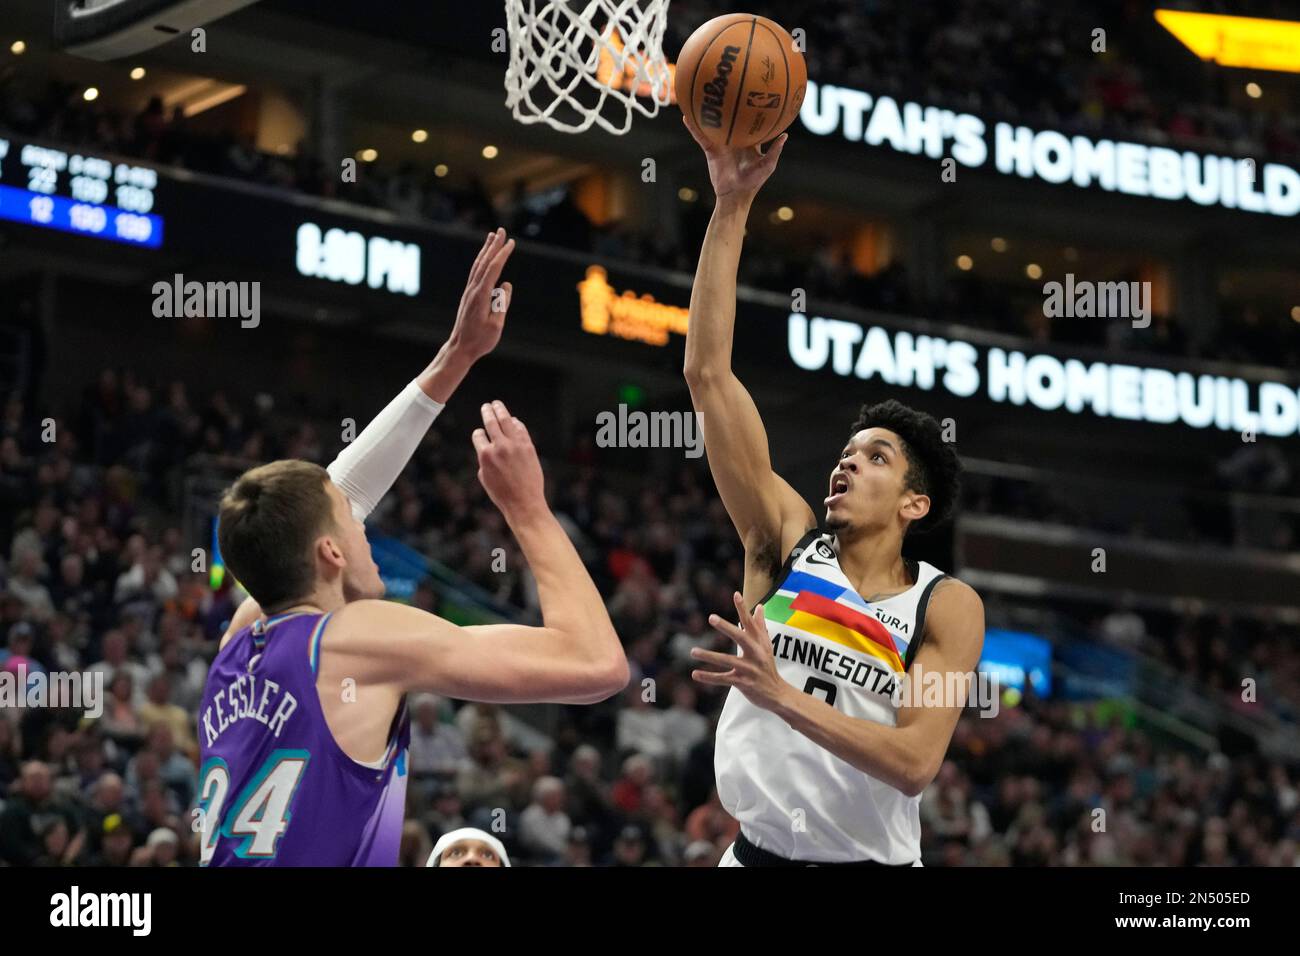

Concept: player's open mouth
[[825, 473, 851, 505]]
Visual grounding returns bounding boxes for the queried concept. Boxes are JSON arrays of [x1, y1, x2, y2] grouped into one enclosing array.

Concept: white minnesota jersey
[[715, 529, 948, 864]]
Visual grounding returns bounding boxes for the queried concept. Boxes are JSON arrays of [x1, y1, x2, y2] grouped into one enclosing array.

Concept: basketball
[[675, 13, 808, 149]]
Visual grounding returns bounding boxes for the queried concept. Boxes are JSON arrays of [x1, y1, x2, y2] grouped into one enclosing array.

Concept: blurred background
[[0, 0, 1298, 867]]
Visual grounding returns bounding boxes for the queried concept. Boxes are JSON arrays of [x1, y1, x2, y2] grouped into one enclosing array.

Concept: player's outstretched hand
[[450, 228, 516, 362], [471, 400, 546, 520], [691, 591, 789, 712], [682, 113, 787, 201]]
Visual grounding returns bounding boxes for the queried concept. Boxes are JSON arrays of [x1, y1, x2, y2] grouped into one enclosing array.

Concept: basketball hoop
[[503, 0, 673, 135]]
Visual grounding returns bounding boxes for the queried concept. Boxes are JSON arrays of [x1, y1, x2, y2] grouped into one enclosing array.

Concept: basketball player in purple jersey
[[197, 230, 629, 866]]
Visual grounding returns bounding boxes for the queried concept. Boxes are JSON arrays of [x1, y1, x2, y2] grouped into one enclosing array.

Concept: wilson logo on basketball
[[746, 91, 781, 109], [700, 44, 741, 128]]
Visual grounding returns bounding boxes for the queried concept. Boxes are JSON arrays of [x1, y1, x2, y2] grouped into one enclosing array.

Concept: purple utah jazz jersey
[[197, 611, 410, 866]]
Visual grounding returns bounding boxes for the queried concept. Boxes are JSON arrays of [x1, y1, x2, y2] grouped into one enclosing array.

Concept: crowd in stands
[[1, 367, 1298, 866]]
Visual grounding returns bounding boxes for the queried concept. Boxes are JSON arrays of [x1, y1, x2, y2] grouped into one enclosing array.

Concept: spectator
[[606, 824, 648, 867], [86, 813, 134, 866], [81, 771, 126, 856], [88, 630, 150, 704], [132, 827, 181, 867], [0, 621, 44, 674], [566, 826, 593, 866], [423, 780, 467, 841], [564, 744, 616, 841], [455, 701, 551, 755], [662, 681, 708, 767], [611, 754, 654, 816], [140, 723, 195, 808], [0, 761, 82, 866], [32, 816, 78, 866], [409, 694, 467, 780], [7, 550, 53, 621], [456, 720, 527, 812], [100, 671, 147, 749], [683, 839, 720, 867], [137, 675, 194, 754], [114, 544, 178, 608], [615, 685, 669, 763], [519, 776, 571, 863]]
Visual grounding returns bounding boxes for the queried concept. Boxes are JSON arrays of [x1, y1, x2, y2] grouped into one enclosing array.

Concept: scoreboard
[[0, 136, 164, 248], [0, 131, 427, 301]]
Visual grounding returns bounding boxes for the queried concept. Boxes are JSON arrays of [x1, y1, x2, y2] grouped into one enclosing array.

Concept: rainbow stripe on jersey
[[762, 569, 908, 673]]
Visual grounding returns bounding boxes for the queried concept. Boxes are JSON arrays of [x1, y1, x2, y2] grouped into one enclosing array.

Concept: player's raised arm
[[326, 228, 516, 520], [219, 231, 518, 642], [681, 117, 813, 594], [412, 227, 515, 403], [331, 401, 628, 705]]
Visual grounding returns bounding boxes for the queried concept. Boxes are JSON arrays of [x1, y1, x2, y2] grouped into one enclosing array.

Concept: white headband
[[427, 828, 511, 867]]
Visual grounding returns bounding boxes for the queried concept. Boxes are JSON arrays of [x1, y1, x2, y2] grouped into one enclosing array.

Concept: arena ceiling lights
[[1155, 9, 1300, 73]]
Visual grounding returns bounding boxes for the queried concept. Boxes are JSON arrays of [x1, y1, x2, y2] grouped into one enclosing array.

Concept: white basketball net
[[503, 0, 672, 135]]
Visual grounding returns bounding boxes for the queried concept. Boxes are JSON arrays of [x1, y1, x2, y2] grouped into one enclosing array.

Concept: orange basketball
[[675, 13, 807, 149]]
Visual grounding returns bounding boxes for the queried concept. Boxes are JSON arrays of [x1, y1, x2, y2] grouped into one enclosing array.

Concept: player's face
[[324, 481, 385, 601], [438, 839, 503, 867], [824, 428, 916, 532]]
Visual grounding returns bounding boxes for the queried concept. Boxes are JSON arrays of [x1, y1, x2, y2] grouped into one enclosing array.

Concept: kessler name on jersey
[[200, 672, 298, 747], [199, 611, 410, 866]]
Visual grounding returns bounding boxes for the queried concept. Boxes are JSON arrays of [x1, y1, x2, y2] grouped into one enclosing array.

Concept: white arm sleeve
[[327, 379, 444, 521]]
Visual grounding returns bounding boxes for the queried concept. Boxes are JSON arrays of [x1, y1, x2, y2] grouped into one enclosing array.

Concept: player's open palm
[[683, 114, 787, 200], [472, 400, 545, 518], [691, 591, 789, 712], [451, 228, 516, 362]]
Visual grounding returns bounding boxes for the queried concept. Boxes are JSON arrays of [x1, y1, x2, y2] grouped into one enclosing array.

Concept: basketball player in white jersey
[[680, 117, 986, 866]]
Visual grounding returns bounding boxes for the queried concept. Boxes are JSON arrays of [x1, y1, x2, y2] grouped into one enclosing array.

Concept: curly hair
[[848, 399, 961, 534]]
